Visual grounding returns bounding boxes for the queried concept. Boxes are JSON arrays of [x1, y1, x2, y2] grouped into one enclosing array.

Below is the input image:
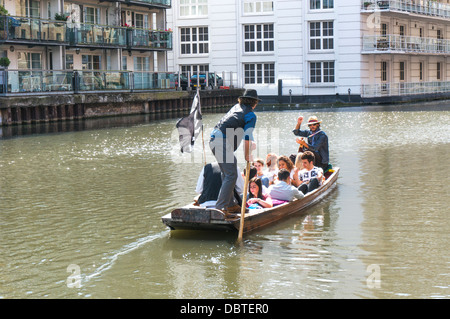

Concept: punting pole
[[237, 161, 251, 243]]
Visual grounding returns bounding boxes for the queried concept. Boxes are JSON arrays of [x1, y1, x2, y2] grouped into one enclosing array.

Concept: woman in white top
[[278, 155, 301, 187]]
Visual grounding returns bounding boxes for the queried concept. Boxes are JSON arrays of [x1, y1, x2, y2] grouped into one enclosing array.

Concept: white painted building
[[167, 0, 450, 101]]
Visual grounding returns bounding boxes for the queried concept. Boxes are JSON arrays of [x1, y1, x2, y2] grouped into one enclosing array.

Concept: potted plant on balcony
[[363, 2, 373, 9], [54, 13, 69, 27], [0, 57, 11, 69]]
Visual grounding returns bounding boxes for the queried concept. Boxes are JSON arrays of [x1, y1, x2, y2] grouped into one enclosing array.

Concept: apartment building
[[0, 0, 173, 94], [167, 0, 450, 101]]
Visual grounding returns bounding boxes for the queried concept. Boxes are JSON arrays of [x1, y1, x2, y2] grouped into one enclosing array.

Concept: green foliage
[[0, 57, 11, 68]]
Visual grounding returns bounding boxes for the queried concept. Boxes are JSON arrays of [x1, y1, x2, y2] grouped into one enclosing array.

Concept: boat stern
[[161, 206, 238, 231]]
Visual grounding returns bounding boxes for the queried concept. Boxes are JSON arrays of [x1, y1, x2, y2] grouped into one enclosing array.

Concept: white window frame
[[243, 0, 274, 15], [244, 24, 274, 53], [310, 0, 334, 10], [309, 61, 335, 84], [84, 6, 101, 25], [309, 21, 334, 51], [181, 65, 209, 77], [17, 51, 42, 69], [180, 27, 209, 55], [179, 0, 208, 18], [244, 63, 275, 84]]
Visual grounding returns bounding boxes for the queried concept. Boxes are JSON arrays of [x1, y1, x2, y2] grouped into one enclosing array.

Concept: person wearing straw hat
[[293, 115, 329, 172], [209, 89, 261, 217]]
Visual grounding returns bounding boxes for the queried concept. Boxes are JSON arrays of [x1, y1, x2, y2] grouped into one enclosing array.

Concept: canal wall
[[0, 89, 244, 126]]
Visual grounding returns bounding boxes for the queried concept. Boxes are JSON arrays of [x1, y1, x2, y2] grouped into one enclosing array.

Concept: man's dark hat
[[239, 89, 262, 101]]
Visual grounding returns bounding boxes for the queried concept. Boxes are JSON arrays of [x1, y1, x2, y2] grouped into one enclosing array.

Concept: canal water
[[1, 101, 449, 299]]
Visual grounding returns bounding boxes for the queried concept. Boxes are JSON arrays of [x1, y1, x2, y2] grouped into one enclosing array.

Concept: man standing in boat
[[293, 115, 329, 172], [209, 89, 261, 217]]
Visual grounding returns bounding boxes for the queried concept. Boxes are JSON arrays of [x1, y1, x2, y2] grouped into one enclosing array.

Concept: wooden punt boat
[[162, 167, 339, 234]]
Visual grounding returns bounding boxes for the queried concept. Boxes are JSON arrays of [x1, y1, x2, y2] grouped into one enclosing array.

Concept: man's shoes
[[225, 204, 242, 213]]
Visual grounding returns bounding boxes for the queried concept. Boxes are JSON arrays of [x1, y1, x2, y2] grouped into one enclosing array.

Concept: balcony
[[0, 69, 178, 94], [362, 34, 450, 55], [0, 16, 69, 45], [121, 0, 171, 8], [361, 80, 450, 97], [361, 0, 450, 20], [0, 16, 173, 50], [104, 0, 171, 9]]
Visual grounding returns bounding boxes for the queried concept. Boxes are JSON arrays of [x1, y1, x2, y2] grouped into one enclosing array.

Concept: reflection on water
[[1, 101, 449, 299]]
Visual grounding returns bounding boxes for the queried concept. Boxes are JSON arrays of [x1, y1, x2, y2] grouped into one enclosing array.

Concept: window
[[66, 54, 74, 70], [381, 23, 388, 37], [310, 0, 334, 10], [134, 13, 149, 29], [309, 61, 335, 83], [309, 21, 333, 51], [181, 65, 209, 77], [84, 6, 100, 24], [399, 62, 405, 81], [180, 0, 208, 17], [244, 24, 274, 53], [134, 56, 151, 89], [82, 55, 101, 70], [15, 0, 40, 18], [381, 61, 388, 82], [419, 62, 423, 81], [437, 62, 442, 80], [180, 27, 209, 55], [243, 0, 274, 14], [244, 63, 275, 84], [17, 52, 42, 69]]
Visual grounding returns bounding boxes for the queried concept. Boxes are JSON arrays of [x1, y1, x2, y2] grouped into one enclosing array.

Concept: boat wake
[[82, 230, 170, 285]]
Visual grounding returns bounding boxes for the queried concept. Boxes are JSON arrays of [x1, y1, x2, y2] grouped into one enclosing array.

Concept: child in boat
[[268, 169, 304, 202], [297, 151, 324, 195], [246, 177, 273, 209]]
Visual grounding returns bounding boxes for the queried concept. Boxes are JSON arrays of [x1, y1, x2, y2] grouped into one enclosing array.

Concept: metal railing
[[362, 80, 450, 97], [0, 70, 238, 94], [362, 35, 450, 54], [0, 16, 173, 50], [0, 16, 68, 43], [361, 0, 450, 19], [121, 0, 171, 6]]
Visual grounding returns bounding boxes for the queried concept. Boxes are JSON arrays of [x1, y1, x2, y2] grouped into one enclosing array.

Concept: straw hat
[[306, 116, 321, 125]]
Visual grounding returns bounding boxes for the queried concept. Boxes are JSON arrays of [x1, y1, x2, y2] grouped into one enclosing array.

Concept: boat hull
[[162, 167, 339, 233]]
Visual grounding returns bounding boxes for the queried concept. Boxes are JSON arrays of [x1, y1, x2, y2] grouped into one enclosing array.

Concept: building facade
[[0, 0, 173, 94], [167, 0, 450, 102]]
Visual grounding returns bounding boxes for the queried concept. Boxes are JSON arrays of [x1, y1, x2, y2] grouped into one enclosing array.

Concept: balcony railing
[[362, 81, 450, 97], [0, 16, 68, 43], [0, 16, 173, 50], [362, 35, 450, 54], [70, 23, 127, 47], [121, 0, 171, 7], [0, 69, 179, 94], [361, 0, 450, 20]]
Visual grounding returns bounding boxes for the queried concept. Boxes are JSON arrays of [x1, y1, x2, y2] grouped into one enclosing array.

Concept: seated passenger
[[253, 158, 270, 188], [196, 162, 244, 208], [246, 177, 273, 209], [278, 155, 301, 187], [297, 151, 324, 195], [265, 153, 278, 184], [268, 168, 304, 202]]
